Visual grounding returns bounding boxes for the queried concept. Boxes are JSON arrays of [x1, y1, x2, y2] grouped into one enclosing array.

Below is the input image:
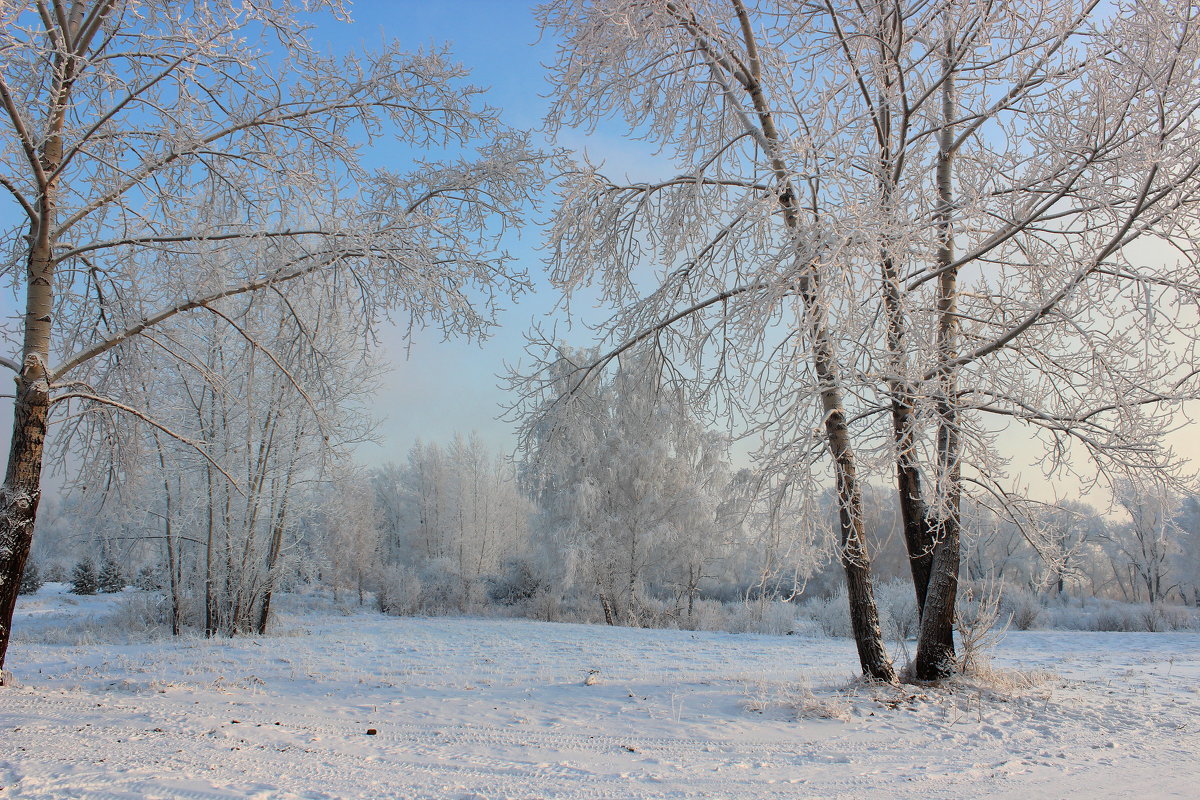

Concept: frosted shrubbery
[[723, 600, 798, 636], [997, 585, 1042, 630], [798, 581, 918, 641], [690, 599, 733, 632], [1042, 599, 1199, 632], [801, 592, 853, 638], [875, 579, 920, 641], [375, 566, 424, 617]]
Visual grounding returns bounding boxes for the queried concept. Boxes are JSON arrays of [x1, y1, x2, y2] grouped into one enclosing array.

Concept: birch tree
[[72, 285, 379, 635], [0, 0, 542, 675], [372, 435, 533, 612]]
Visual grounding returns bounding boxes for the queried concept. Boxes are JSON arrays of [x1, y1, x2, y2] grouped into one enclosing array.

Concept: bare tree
[[533, 0, 1200, 682], [517, 347, 736, 628], [370, 434, 534, 613], [72, 285, 379, 636], [534, 0, 898, 681], [827, 0, 1200, 678], [1109, 480, 1182, 604], [0, 1, 543, 675]]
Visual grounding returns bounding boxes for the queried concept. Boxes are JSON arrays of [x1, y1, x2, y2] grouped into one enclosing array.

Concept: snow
[[2, 587, 1198, 799]]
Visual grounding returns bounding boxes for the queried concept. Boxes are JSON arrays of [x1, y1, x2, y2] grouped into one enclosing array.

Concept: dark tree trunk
[[914, 36, 960, 680], [0, 138, 61, 677], [824, 400, 896, 683], [871, 5, 937, 624], [0, 362, 51, 678], [599, 593, 615, 626]]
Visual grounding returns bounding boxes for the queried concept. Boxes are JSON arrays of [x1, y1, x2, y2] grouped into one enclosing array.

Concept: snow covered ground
[[2, 587, 1198, 799]]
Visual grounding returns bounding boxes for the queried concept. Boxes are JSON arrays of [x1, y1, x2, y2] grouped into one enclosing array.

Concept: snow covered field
[[2, 587, 1198, 799]]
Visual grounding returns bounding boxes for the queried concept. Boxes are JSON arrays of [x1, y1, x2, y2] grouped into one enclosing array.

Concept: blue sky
[[317, 2, 660, 465], [0, 1, 1193, 505]]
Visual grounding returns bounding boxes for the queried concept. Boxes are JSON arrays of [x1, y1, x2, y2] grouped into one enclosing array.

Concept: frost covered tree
[[517, 347, 736, 627], [78, 287, 380, 636], [321, 467, 383, 607], [1174, 495, 1200, 605], [534, 0, 899, 680], [0, 2, 543, 674], [373, 434, 533, 612], [69, 556, 96, 595], [1107, 481, 1183, 604], [846, 0, 1200, 679], [534, 0, 1200, 680], [97, 555, 123, 593]]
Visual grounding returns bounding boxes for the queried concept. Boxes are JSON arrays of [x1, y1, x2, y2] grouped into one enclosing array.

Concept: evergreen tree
[[99, 558, 125, 594], [70, 559, 99, 596], [17, 560, 42, 596], [133, 565, 161, 592]]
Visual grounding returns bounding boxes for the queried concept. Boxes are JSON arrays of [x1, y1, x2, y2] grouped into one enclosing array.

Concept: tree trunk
[[718, 0, 894, 681], [599, 592, 615, 626], [915, 35, 961, 680], [823, 390, 896, 682], [0, 361, 52, 677], [0, 85, 64, 674], [866, 1, 941, 628]]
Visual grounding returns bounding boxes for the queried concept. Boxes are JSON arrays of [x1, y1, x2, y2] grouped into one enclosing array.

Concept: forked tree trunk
[[871, 18, 938, 619]]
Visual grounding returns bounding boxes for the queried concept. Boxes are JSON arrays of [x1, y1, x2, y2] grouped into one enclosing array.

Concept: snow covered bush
[[802, 592, 853, 638], [418, 558, 470, 613], [725, 600, 798, 636], [1043, 599, 1199, 632], [110, 591, 172, 635], [876, 579, 920, 641], [690, 599, 732, 632], [758, 601, 799, 636], [70, 559, 98, 595], [17, 560, 42, 595], [956, 581, 1010, 675], [99, 558, 125, 594], [133, 565, 161, 592], [999, 585, 1042, 630], [527, 588, 564, 622], [376, 566, 423, 617], [488, 557, 549, 606]]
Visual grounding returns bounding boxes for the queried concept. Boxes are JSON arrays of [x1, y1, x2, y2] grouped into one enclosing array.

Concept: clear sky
[[308, 1, 663, 465], [0, 1, 1194, 509]]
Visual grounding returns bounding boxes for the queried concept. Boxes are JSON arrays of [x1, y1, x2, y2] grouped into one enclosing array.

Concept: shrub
[[418, 558, 469, 613], [70, 558, 98, 595], [998, 584, 1041, 630], [133, 564, 162, 592], [99, 557, 125, 593], [488, 557, 548, 605], [956, 580, 1009, 675], [18, 559, 43, 595], [376, 565, 423, 616], [800, 591, 853, 638], [876, 579, 919, 641], [690, 599, 731, 632], [42, 562, 68, 583]]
